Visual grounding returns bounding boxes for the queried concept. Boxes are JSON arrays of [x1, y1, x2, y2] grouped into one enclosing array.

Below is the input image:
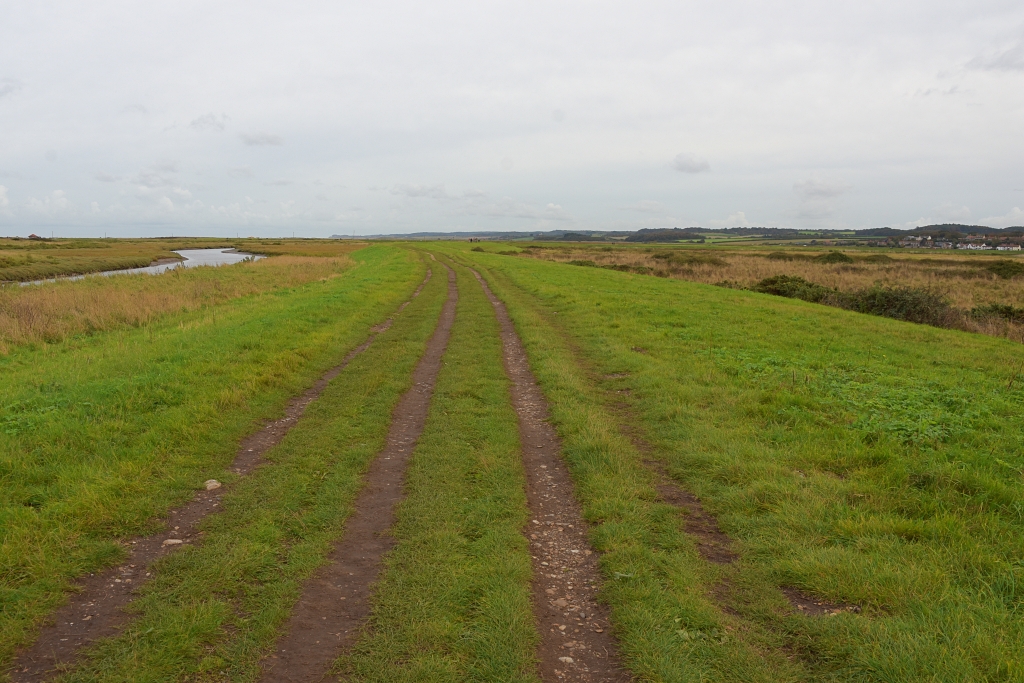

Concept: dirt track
[[472, 268, 631, 683], [8, 268, 434, 683], [258, 261, 458, 683]]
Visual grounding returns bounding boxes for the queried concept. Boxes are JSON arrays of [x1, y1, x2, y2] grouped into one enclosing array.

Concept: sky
[[1, 0, 1023, 237]]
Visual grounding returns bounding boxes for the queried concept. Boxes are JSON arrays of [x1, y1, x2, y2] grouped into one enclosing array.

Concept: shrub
[[838, 286, 957, 327], [816, 251, 854, 264], [752, 275, 834, 303], [651, 251, 726, 267], [568, 260, 597, 267], [470, 246, 485, 252], [766, 252, 794, 261], [984, 260, 1024, 279], [861, 254, 894, 263], [971, 303, 1024, 323]]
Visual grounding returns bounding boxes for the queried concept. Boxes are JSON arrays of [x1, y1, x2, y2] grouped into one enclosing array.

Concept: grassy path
[[9, 267, 435, 682], [337, 257, 538, 682], [258, 261, 458, 682], [18, 250, 448, 683], [455, 245, 1024, 682], [1, 245, 425, 677]]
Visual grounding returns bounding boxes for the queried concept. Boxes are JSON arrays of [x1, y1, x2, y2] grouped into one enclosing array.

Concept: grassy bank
[[0, 255, 355, 353], [338, 256, 536, 682], [452, 245, 1024, 681], [0, 245, 424, 670]]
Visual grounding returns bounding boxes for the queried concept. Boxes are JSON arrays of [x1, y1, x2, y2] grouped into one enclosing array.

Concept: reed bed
[[0, 255, 351, 353]]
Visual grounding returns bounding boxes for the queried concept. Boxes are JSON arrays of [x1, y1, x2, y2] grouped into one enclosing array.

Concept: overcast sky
[[1, 1, 1023, 237]]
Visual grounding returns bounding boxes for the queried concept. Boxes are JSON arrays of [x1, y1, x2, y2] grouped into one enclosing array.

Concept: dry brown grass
[[0, 255, 352, 353]]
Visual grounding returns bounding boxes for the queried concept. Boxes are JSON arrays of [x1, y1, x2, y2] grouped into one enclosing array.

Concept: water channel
[[20, 248, 263, 286]]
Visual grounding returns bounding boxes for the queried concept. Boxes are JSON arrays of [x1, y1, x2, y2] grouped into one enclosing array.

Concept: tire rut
[[470, 268, 631, 683], [258, 261, 458, 683], [7, 268, 434, 683]]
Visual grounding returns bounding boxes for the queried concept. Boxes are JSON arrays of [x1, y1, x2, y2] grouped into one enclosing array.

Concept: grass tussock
[[0, 255, 351, 353]]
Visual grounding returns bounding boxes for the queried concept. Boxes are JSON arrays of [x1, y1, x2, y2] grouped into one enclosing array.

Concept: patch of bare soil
[[781, 588, 861, 617], [7, 269, 433, 683], [645, 462, 737, 565], [257, 263, 458, 683], [471, 269, 631, 683]]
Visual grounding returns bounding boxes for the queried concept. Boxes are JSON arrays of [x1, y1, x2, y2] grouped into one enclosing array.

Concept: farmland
[[2, 240, 1022, 682]]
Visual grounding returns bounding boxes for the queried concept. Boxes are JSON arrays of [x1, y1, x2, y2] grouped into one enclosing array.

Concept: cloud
[[793, 179, 851, 200], [240, 132, 283, 146], [391, 183, 450, 199], [0, 78, 22, 100], [0, 185, 9, 212], [189, 113, 229, 132], [264, 179, 292, 186], [709, 211, 751, 228], [27, 190, 70, 214], [94, 172, 119, 182], [672, 153, 710, 174], [968, 41, 1024, 72], [227, 166, 254, 178], [980, 206, 1024, 228]]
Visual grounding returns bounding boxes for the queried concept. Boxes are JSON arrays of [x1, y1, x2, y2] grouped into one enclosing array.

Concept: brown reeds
[[0, 256, 351, 354]]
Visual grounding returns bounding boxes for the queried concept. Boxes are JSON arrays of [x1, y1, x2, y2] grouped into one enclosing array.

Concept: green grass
[[0, 245, 425, 671], [338, 256, 536, 682], [47, 247, 449, 683], [448, 244, 1024, 682]]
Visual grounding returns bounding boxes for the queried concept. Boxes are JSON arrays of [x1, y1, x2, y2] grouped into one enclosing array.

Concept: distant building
[[996, 244, 1022, 251], [28, 233, 43, 240]]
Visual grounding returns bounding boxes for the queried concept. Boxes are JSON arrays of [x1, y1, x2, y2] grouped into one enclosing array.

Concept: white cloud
[[709, 211, 751, 228], [981, 206, 1024, 228], [0, 185, 9, 208], [94, 172, 119, 182], [968, 41, 1024, 72], [391, 183, 449, 199], [240, 132, 283, 146], [189, 113, 229, 131], [672, 153, 710, 174], [0, 78, 22, 99], [228, 166, 254, 178], [793, 179, 851, 200]]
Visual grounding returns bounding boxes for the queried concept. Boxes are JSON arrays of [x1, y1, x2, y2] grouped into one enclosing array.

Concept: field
[[2, 240, 1022, 682]]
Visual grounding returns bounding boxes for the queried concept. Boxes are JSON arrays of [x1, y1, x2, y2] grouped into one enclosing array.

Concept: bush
[[752, 275, 834, 303], [651, 251, 726, 267], [816, 251, 854, 264], [766, 252, 795, 261], [971, 303, 1024, 323], [984, 260, 1024, 279], [861, 254, 894, 263], [568, 260, 597, 267], [838, 286, 956, 327], [471, 246, 485, 252]]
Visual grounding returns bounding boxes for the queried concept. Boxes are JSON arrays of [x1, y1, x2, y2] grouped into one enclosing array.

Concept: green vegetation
[[985, 260, 1024, 280], [0, 246, 425, 667], [452, 245, 1024, 681], [339, 257, 536, 682], [52, 248, 447, 683]]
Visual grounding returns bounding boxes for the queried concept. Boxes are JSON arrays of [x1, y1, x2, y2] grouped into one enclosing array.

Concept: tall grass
[[0, 256, 351, 353]]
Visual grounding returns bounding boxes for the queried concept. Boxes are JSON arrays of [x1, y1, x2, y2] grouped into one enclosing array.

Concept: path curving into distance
[[258, 260, 458, 683], [471, 268, 631, 683], [8, 267, 434, 683]]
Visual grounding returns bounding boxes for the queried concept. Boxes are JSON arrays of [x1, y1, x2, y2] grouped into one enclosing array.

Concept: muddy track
[[7, 268, 434, 683], [470, 268, 631, 683], [258, 261, 458, 683]]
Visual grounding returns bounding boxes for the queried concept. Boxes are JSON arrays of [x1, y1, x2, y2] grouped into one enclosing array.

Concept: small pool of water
[[21, 249, 263, 285]]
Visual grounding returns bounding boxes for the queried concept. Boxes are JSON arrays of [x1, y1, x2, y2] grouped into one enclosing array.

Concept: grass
[[0, 255, 356, 353], [46, 248, 448, 683], [338, 256, 536, 682], [450, 244, 1024, 682], [0, 245, 426, 672]]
